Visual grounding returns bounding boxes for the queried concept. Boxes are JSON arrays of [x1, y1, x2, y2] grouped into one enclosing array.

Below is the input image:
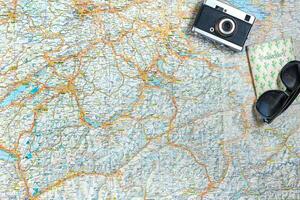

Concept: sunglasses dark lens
[[256, 91, 288, 118], [280, 61, 300, 91]]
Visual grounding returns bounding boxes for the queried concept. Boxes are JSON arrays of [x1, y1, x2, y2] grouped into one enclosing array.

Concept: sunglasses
[[255, 60, 300, 124]]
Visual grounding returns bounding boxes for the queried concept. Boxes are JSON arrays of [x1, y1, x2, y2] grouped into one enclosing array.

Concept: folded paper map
[[247, 38, 296, 98]]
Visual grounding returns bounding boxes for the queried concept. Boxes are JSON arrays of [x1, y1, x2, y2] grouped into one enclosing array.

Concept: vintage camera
[[192, 0, 256, 51]]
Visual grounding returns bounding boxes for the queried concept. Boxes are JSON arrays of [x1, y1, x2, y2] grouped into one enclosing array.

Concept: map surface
[[0, 0, 299, 199]]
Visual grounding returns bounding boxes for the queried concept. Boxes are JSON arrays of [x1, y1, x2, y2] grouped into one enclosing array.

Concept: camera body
[[192, 0, 256, 51]]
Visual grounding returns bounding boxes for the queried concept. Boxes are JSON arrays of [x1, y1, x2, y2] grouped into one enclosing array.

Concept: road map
[[0, 0, 299, 199]]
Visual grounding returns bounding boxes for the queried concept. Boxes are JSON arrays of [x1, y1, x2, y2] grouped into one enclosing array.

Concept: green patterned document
[[247, 38, 296, 98]]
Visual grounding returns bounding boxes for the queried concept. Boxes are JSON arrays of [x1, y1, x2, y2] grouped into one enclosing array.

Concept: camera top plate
[[205, 0, 255, 25]]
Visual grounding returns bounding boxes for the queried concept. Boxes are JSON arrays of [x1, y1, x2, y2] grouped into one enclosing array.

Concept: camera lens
[[216, 18, 236, 37], [222, 21, 233, 32]]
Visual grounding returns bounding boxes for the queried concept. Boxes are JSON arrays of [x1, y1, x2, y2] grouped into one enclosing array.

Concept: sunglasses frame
[[255, 61, 300, 124]]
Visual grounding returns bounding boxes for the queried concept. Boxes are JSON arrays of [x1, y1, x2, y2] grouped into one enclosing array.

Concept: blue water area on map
[[228, 0, 268, 20], [0, 150, 16, 162], [30, 86, 39, 95], [84, 116, 101, 128], [0, 84, 40, 108], [25, 153, 32, 159], [0, 84, 29, 108], [149, 76, 162, 86], [178, 51, 197, 58], [33, 187, 39, 196]]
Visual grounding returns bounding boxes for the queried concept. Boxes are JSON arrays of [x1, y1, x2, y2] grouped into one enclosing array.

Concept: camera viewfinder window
[[245, 15, 251, 21]]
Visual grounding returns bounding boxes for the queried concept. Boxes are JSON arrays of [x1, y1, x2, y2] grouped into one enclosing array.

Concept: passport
[[247, 38, 296, 98]]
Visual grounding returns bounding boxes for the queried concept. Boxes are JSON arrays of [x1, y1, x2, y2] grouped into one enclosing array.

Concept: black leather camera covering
[[194, 4, 253, 47]]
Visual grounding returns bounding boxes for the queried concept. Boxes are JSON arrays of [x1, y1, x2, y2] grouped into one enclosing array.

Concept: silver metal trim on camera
[[204, 0, 255, 24], [192, 27, 243, 51]]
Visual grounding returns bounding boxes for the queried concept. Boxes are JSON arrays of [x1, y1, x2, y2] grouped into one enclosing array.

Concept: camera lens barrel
[[216, 18, 236, 37]]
